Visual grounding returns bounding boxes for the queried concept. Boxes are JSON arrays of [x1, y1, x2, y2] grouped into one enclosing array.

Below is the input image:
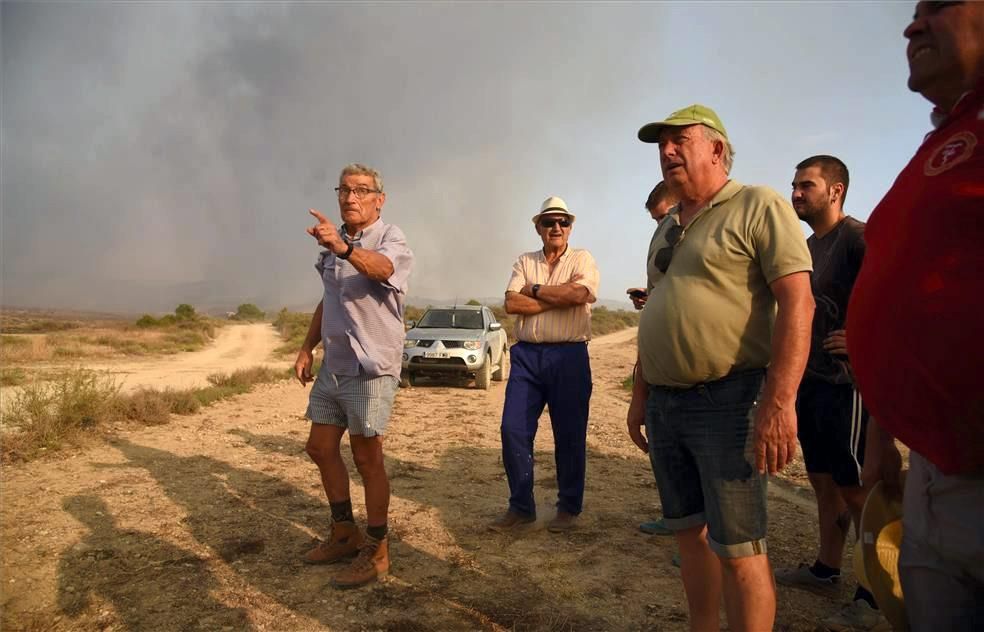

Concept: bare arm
[[861, 417, 903, 497], [294, 300, 324, 385], [307, 209, 395, 282], [504, 290, 554, 315], [626, 356, 649, 453], [753, 271, 814, 474], [343, 247, 394, 282]]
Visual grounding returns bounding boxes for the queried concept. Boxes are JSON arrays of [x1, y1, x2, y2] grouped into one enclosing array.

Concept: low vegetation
[[1, 305, 219, 364], [0, 367, 28, 386], [1, 366, 285, 463], [272, 308, 312, 355]]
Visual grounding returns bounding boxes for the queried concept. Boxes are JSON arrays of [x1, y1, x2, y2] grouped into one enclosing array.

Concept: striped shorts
[[795, 377, 869, 487], [305, 370, 399, 437]]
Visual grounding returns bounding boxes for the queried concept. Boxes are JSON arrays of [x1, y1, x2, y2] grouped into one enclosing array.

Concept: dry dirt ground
[[2, 327, 859, 631]]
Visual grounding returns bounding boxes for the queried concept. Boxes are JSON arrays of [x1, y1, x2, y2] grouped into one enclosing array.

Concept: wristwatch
[[338, 241, 354, 260], [532, 283, 541, 299]]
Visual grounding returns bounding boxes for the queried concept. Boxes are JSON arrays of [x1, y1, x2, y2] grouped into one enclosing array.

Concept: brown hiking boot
[[488, 510, 536, 533], [332, 535, 389, 589], [547, 511, 577, 533], [303, 521, 364, 565]]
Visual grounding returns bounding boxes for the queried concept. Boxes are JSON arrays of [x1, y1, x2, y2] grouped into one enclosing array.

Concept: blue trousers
[[500, 341, 592, 517]]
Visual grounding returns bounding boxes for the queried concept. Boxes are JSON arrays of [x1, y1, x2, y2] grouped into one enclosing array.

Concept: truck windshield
[[417, 310, 484, 330]]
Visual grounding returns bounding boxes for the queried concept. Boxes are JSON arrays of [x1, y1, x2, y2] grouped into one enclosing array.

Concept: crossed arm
[[504, 281, 594, 315]]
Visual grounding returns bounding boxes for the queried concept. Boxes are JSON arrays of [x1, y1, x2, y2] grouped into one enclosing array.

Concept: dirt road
[[1, 328, 845, 631], [79, 323, 284, 393]]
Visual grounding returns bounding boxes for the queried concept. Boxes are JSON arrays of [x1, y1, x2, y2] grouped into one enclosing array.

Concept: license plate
[[423, 352, 450, 359]]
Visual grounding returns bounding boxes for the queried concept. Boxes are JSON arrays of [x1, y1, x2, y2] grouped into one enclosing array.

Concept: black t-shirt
[[806, 216, 866, 384]]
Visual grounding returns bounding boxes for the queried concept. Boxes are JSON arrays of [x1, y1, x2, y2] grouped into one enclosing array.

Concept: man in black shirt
[[776, 155, 887, 631]]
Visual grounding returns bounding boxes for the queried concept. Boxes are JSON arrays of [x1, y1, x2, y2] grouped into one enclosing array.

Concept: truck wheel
[[475, 354, 492, 390], [492, 347, 509, 381], [399, 370, 411, 388]]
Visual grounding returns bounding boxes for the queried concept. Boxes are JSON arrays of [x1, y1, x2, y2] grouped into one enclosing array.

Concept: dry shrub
[[116, 388, 172, 425], [0, 367, 27, 386], [162, 388, 202, 415], [590, 306, 640, 337], [207, 366, 281, 389], [1, 334, 51, 363], [272, 308, 313, 355], [2, 368, 120, 461], [193, 385, 245, 407], [1, 365, 284, 462]]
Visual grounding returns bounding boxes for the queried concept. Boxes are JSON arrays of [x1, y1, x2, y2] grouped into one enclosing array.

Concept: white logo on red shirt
[[924, 131, 977, 176]]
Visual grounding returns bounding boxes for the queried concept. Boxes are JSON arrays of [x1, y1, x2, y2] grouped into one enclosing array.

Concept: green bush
[[135, 314, 158, 328], [174, 304, 197, 320], [232, 303, 266, 321]]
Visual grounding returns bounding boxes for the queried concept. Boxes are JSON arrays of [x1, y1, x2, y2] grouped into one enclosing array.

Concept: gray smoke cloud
[[2, 2, 918, 315], [2, 2, 652, 313]]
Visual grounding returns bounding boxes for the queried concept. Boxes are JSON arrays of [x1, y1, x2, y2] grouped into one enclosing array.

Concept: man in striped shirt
[[295, 163, 414, 588], [489, 196, 600, 534]]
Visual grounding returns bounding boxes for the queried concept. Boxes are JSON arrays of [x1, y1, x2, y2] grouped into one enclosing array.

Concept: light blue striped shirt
[[315, 218, 413, 378]]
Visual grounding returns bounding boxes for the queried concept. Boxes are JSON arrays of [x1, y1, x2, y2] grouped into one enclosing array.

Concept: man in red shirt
[[847, 2, 984, 629]]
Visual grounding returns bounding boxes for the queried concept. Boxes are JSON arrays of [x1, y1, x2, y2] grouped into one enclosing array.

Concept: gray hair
[[702, 127, 735, 175], [339, 163, 384, 192]]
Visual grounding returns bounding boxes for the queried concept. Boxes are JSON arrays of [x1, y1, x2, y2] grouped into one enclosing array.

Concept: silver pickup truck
[[401, 305, 509, 389]]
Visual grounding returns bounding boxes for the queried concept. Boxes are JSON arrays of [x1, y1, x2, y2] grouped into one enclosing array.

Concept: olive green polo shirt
[[639, 180, 812, 387]]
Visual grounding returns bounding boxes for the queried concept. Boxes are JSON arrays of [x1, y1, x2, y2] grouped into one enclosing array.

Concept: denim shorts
[[305, 370, 399, 437], [644, 369, 767, 558]]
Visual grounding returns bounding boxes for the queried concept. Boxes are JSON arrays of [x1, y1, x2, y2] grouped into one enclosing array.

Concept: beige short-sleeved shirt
[[506, 247, 600, 343], [639, 180, 812, 387]]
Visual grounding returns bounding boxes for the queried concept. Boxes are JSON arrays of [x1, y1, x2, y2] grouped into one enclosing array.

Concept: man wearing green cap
[[626, 104, 814, 631]]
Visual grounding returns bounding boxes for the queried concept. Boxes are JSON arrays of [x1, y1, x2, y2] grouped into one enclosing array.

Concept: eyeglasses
[[539, 217, 572, 229], [654, 224, 685, 274], [335, 186, 379, 199]]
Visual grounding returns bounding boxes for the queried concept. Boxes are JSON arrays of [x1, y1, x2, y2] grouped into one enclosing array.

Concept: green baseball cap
[[638, 104, 729, 143]]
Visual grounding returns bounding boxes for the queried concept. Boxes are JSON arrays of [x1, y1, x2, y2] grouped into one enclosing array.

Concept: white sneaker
[[818, 600, 891, 632]]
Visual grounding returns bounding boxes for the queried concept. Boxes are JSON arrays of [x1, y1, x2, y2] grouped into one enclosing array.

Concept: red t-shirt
[[847, 82, 984, 475]]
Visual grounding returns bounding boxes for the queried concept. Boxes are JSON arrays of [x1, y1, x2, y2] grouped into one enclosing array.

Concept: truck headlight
[[404, 340, 418, 348], [463, 340, 482, 350]]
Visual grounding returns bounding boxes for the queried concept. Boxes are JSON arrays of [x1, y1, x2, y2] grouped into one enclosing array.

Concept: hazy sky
[[2, 1, 928, 313]]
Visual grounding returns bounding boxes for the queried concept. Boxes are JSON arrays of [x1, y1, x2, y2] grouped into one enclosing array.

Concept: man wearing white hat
[[490, 196, 600, 534]]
